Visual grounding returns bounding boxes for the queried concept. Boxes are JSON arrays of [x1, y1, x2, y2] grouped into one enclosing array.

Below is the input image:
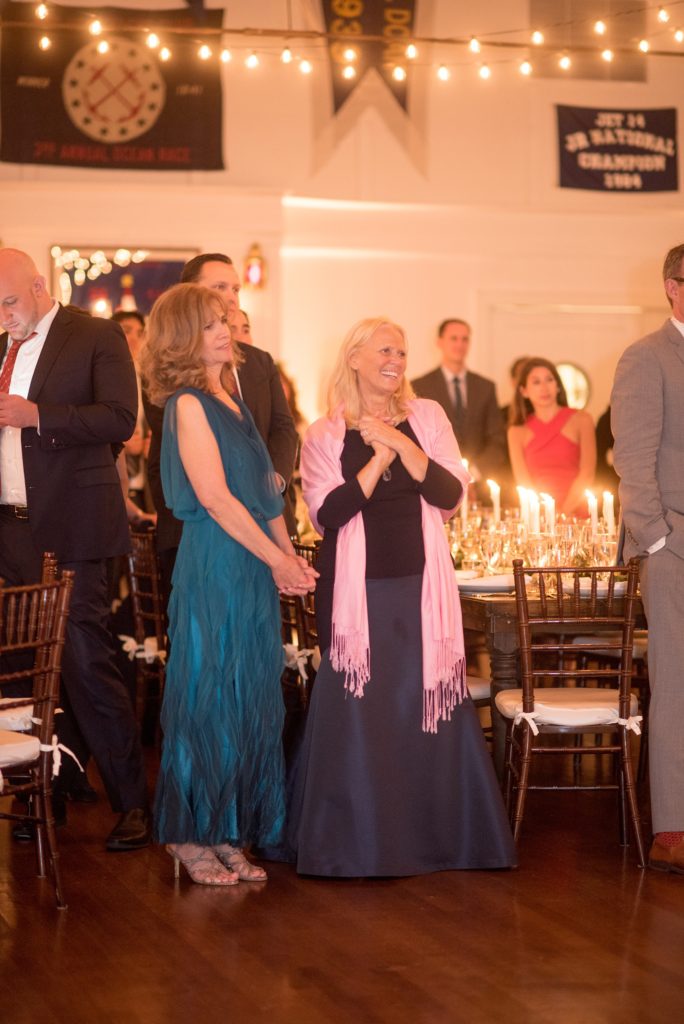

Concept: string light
[[469, 38, 481, 54], [658, 7, 670, 23], [519, 60, 532, 75], [160, 46, 171, 62], [220, 48, 232, 63], [405, 43, 417, 59], [281, 46, 293, 64], [479, 63, 491, 79], [245, 51, 259, 69], [392, 65, 407, 81], [36, 4, 48, 19], [531, 31, 544, 45], [343, 47, 357, 62], [437, 64, 450, 81], [601, 48, 614, 62], [342, 64, 356, 80], [638, 39, 650, 53], [38, 35, 51, 50], [594, 20, 607, 35], [96, 39, 109, 55], [559, 54, 572, 70], [675, 29, 684, 43], [299, 59, 313, 74], [198, 44, 212, 60], [89, 19, 102, 36], [146, 33, 160, 49]]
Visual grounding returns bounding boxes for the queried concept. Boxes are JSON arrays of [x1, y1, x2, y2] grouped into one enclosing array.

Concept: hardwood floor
[[2, 756, 684, 1024]]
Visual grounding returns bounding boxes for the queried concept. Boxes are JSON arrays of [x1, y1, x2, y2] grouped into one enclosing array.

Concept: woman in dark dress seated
[[288, 317, 516, 877]]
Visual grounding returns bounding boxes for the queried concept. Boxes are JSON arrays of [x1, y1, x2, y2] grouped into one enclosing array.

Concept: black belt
[[0, 504, 29, 520]]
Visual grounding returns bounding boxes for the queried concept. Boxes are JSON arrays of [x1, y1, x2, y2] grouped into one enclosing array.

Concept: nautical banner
[[557, 105, 678, 192], [322, 0, 417, 113], [0, 3, 224, 170]]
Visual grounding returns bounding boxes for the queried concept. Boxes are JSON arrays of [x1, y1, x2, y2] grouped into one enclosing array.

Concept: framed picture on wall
[[50, 245, 198, 317]]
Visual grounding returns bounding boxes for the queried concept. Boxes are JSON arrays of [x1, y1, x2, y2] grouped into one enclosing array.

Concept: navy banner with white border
[[322, 0, 417, 113], [557, 105, 678, 192], [0, 3, 224, 170]]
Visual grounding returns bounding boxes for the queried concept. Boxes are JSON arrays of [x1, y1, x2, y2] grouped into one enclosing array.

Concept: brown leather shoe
[[648, 837, 684, 874]]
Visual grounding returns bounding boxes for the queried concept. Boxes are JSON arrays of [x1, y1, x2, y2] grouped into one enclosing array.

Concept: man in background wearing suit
[[0, 248, 149, 850], [611, 242, 684, 874], [412, 318, 507, 486], [145, 253, 298, 583]]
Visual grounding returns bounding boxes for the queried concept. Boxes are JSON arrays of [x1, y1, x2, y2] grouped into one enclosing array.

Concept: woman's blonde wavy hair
[[327, 317, 415, 427], [140, 283, 243, 407]]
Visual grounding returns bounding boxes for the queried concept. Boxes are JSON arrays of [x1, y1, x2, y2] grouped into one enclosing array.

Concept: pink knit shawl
[[301, 398, 473, 733]]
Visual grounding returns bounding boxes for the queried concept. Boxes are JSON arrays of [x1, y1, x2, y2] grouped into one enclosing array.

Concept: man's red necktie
[[0, 333, 35, 394]]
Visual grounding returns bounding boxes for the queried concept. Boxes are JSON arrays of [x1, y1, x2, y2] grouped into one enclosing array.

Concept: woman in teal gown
[[142, 283, 316, 886]]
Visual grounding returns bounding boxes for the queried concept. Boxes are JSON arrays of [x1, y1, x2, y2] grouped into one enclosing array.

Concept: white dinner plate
[[562, 579, 627, 597], [454, 569, 481, 581], [458, 573, 515, 593]]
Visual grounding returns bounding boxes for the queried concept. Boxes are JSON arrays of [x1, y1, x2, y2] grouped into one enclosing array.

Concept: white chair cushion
[[0, 729, 40, 767], [495, 687, 639, 728], [467, 676, 491, 702], [0, 698, 34, 732]]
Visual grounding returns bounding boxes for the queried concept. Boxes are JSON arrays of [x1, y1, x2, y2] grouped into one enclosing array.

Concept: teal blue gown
[[154, 388, 286, 847]]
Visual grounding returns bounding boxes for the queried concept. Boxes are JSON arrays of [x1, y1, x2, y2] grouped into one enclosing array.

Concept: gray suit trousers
[[639, 546, 684, 831]]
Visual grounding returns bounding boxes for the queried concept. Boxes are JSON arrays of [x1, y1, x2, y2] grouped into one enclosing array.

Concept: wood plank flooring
[[2, 755, 684, 1024]]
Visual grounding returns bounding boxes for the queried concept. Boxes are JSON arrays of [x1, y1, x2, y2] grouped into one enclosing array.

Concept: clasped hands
[[359, 415, 404, 467], [273, 552, 318, 596], [0, 394, 39, 429]]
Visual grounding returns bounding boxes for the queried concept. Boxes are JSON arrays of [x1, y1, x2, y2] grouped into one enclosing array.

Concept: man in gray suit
[[412, 318, 507, 485], [611, 242, 684, 873]]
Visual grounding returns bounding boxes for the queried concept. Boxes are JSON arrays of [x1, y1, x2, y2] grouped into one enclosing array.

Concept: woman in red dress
[[507, 358, 596, 515]]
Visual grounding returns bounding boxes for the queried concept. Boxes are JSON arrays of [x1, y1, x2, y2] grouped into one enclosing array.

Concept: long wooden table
[[459, 589, 647, 775]]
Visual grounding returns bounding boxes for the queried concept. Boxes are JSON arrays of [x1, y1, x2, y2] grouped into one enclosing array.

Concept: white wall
[[1, 1, 683, 420]]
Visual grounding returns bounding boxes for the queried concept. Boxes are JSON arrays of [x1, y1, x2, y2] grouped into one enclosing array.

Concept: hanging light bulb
[[658, 7, 670, 23], [96, 40, 109, 55], [146, 33, 160, 49], [392, 65, 407, 81], [36, 4, 48, 19], [675, 29, 684, 43], [342, 64, 356, 80], [343, 47, 357, 62], [594, 20, 607, 35], [559, 54, 572, 70], [245, 51, 259, 69], [160, 46, 171, 62], [198, 44, 212, 61], [601, 48, 614, 62], [519, 60, 532, 75], [469, 38, 481, 54], [479, 63, 491, 79], [38, 35, 51, 50], [281, 46, 293, 64], [531, 31, 544, 45], [405, 43, 417, 59], [220, 48, 232, 63], [638, 39, 650, 53], [89, 18, 102, 36], [437, 64, 450, 81], [299, 59, 312, 74]]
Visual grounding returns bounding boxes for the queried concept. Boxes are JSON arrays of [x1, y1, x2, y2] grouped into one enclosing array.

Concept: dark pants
[[0, 514, 147, 813]]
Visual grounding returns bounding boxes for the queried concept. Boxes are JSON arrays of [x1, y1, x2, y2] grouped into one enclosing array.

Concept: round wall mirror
[[557, 362, 591, 410]]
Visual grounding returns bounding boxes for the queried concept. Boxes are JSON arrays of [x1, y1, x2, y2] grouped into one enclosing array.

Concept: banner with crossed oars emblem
[[0, 3, 224, 170]]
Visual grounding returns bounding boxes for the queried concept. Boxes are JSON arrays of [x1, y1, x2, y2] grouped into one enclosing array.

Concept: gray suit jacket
[[411, 366, 507, 478], [611, 318, 684, 562]]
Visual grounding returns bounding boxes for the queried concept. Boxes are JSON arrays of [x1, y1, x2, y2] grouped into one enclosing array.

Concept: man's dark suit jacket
[[145, 341, 299, 551], [411, 367, 507, 479], [1, 306, 137, 562]]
